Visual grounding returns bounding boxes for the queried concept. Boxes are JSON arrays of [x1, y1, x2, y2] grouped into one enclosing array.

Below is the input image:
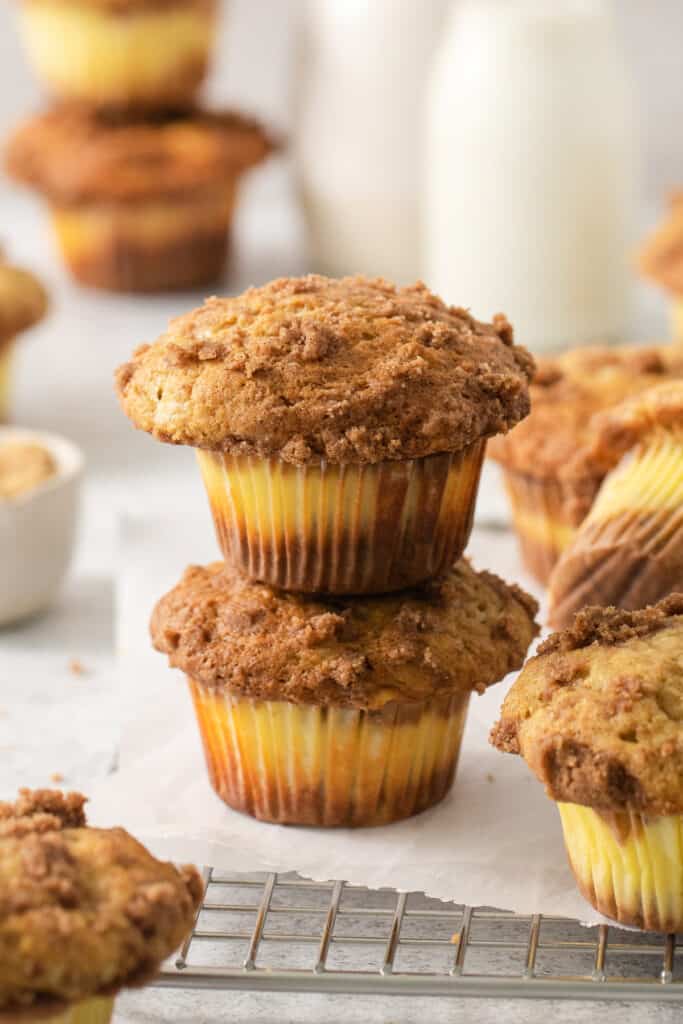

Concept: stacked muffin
[[116, 274, 540, 826], [5, 0, 271, 292]]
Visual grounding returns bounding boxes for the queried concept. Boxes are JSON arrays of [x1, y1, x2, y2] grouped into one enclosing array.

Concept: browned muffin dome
[[6, 105, 271, 204], [116, 274, 534, 464], [0, 789, 202, 1011], [489, 341, 683, 523], [491, 596, 683, 817], [151, 559, 539, 708]]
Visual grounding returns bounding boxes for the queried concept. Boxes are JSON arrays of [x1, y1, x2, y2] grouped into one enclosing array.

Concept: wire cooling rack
[[154, 869, 683, 1003]]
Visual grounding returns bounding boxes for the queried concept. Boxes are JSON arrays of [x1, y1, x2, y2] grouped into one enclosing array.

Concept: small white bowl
[[0, 426, 83, 626]]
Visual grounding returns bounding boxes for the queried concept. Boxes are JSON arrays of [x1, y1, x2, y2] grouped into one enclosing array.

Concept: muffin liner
[[558, 802, 683, 932], [500, 468, 575, 585], [0, 343, 14, 423], [188, 678, 470, 827], [548, 429, 683, 628], [17, 0, 215, 109], [196, 442, 485, 594], [0, 996, 115, 1024], [50, 190, 235, 293]]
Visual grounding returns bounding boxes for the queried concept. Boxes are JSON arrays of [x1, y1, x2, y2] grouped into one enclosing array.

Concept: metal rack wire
[[154, 870, 683, 1002]]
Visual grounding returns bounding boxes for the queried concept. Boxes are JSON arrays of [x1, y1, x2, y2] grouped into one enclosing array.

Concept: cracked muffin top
[[151, 559, 539, 708], [0, 789, 202, 1012], [115, 274, 534, 465], [0, 255, 47, 349], [6, 105, 271, 204], [488, 341, 683, 521], [491, 596, 683, 817]]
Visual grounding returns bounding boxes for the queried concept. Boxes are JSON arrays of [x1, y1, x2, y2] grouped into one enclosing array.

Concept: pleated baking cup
[[548, 429, 683, 628], [0, 343, 14, 423], [50, 190, 235, 293], [0, 996, 115, 1024], [558, 802, 683, 932], [17, 0, 216, 109], [196, 442, 485, 595], [188, 679, 470, 827], [500, 469, 575, 586]]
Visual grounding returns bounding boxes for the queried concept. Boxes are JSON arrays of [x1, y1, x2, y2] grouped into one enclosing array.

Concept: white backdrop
[[2, 0, 683, 203]]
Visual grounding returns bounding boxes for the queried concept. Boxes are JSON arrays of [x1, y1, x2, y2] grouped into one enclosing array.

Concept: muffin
[[0, 256, 48, 421], [639, 194, 683, 341], [117, 275, 534, 593], [0, 788, 202, 1021], [6, 106, 271, 293], [14, 0, 217, 111], [548, 382, 683, 627], [488, 341, 683, 585], [491, 597, 683, 931], [151, 559, 539, 827]]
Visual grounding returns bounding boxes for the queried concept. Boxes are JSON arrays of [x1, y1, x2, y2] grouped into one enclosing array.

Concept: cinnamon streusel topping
[[491, 596, 683, 816], [151, 559, 539, 708], [116, 274, 534, 464], [0, 789, 202, 1011]]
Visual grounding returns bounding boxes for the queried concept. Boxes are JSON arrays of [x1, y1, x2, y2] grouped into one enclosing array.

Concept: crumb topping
[[116, 274, 534, 464], [6, 106, 271, 204], [488, 340, 683, 522], [0, 789, 202, 1010], [150, 560, 539, 708], [490, 596, 683, 816]]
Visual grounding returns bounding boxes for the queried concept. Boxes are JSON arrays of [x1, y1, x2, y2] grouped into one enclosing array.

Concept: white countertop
[[1, 171, 677, 1022]]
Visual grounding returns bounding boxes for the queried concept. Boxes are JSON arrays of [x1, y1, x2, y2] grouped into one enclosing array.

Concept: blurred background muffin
[[6, 106, 271, 292], [492, 597, 683, 931], [13, 0, 218, 111], [116, 274, 533, 593], [151, 559, 538, 827], [0, 250, 47, 421], [640, 193, 683, 341], [488, 341, 683, 585], [0, 787, 201, 1022], [547, 381, 683, 627]]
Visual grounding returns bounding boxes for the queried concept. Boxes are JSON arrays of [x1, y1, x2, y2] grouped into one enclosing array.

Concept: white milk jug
[[424, 0, 636, 353], [295, 0, 450, 283]]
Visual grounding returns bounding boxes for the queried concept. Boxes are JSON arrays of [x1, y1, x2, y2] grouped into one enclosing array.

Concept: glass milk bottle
[[295, 0, 450, 283], [424, 0, 637, 353]]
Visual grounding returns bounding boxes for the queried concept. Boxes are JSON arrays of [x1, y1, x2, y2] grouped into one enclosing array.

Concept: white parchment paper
[[91, 512, 610, 924]]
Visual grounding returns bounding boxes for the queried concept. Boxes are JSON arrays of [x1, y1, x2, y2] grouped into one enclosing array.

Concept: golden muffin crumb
[[6, 105, 272, 204], [151, 559, 539, 708], [491, 596, 683, 816], [116, 274, 534, 464], [0, 441, 57, 498], [0, 788, 202, 1011]]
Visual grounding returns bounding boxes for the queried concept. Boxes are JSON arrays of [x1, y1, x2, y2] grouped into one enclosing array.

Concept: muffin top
[[116, 274, 534, 464], [0, 441, 57, 499], [0, 255, 47, 348], [639, 193, 683, 296], [488, 341, 683, 521], [6, 106, 271, 204], [0, 789, 202, 1011], [151, 559, 539, 708], [491, 596, 683, 817], [567, 380, 683, 484]]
